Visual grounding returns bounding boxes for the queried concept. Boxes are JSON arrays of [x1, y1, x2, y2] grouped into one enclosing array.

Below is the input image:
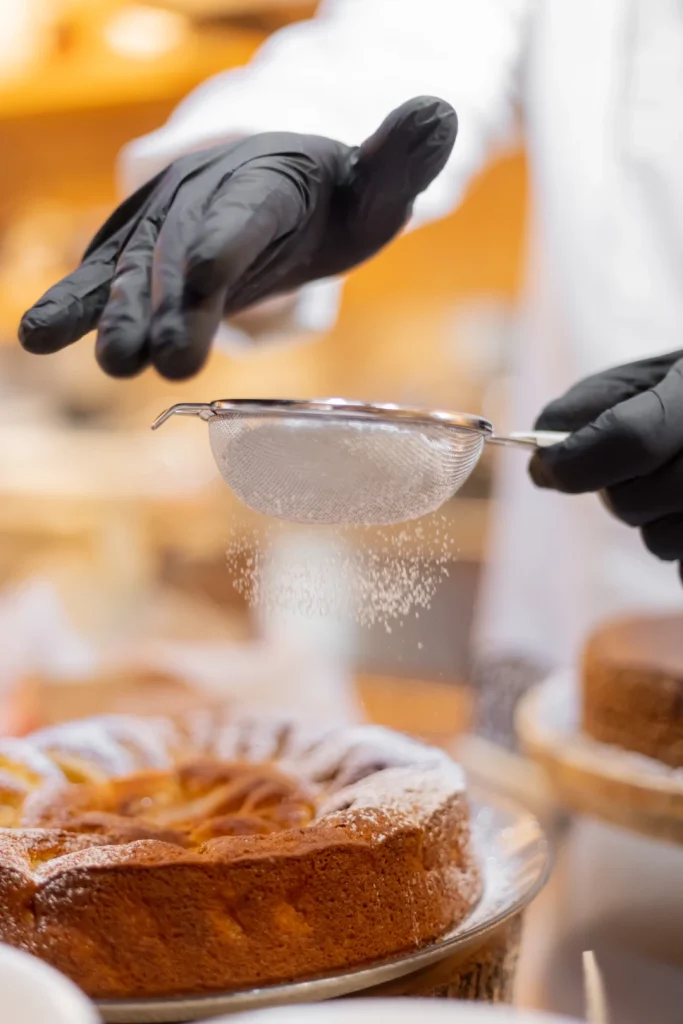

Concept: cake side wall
[[583, 640, 683, 769]]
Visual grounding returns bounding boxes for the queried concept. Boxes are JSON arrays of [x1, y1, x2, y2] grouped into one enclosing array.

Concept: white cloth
[[121, 0, 683, 671]]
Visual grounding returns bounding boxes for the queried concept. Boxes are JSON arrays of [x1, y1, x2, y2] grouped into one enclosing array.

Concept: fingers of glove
[[19, 170, 167, 356], [603, 451, 683, 527], [152, 285, 227, 380], [530, 358, 683, 494], [534, 350, 683, 432], [94, 218, 159, 378], [149, 169, 302, 377], [19, 259, 116, 354], [145, 180, 224, 377], [184, 165, 306, 298], [113, 143, 238, 339], [641, 513, 683, 562], [355, 96, 458, 202]]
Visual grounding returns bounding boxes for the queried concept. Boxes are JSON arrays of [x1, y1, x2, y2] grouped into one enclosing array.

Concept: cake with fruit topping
[[0, 712, 481, 999]]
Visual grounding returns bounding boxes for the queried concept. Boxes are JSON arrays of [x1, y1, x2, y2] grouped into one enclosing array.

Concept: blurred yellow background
[[0, 0, 527, 735]]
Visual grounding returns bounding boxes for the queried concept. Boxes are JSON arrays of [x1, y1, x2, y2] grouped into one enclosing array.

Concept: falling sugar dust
[[225, 514, 458, 634]]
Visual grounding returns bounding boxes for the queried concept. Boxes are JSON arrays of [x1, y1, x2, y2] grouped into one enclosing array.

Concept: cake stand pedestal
[[359, 913, 522, 1002]]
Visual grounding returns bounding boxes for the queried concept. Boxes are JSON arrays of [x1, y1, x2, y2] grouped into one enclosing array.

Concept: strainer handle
[[488, 430, 570, 450], [151, 403, 215, 430]]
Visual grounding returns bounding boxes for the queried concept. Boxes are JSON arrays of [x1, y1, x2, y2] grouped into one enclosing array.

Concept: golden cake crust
[[0, 712, 481, 999], [583, 615, 683, 768]]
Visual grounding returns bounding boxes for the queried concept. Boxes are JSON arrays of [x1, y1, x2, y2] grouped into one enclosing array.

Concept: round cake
[[0, 712, 481, 999], [582, 614, 683, 768]]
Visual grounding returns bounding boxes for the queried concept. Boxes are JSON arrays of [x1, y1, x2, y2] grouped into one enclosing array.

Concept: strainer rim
[[153, 398, 493, 437]]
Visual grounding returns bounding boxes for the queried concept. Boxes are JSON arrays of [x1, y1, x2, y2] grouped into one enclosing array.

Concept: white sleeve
[[119, 0, 535, 346]]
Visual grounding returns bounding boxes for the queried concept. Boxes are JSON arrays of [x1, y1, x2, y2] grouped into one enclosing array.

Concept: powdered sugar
[[319, 763, 467, 828], [225, 517, 456, 631], [287, 725, 449, 792], [86, 717, 178, 770], [31, 722, 138, 777], [0, 738, 65, 783]]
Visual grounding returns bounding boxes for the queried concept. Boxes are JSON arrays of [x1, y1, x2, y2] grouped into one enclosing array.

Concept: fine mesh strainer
[[151, 398, 567, 526]]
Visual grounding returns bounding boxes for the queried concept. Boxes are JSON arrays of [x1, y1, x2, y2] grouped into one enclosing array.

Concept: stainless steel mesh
[[208, 412, 485, 525]]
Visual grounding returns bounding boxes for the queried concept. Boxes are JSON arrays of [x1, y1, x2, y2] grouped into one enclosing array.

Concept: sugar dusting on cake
[[0, 715, 474, 896], [31, 721, 139, 777], [0, 738, 65, 783], [284, 724, 450, 790], [319, 764, 466, 829]]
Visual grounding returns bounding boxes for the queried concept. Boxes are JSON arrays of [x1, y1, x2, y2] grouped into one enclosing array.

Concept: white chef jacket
[[120, 0, 683, 671]]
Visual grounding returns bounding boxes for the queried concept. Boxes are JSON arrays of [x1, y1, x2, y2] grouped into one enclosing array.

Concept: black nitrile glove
[[19, 97, 457, 381], [529, 350, 683, 578]]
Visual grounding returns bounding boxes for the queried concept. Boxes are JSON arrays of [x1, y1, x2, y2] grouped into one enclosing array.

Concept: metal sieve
[[151, 398, 567, 526]]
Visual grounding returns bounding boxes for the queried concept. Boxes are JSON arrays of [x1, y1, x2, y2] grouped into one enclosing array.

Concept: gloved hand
[[18, 97, 457, 381], [529, 350, 683, 578]]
